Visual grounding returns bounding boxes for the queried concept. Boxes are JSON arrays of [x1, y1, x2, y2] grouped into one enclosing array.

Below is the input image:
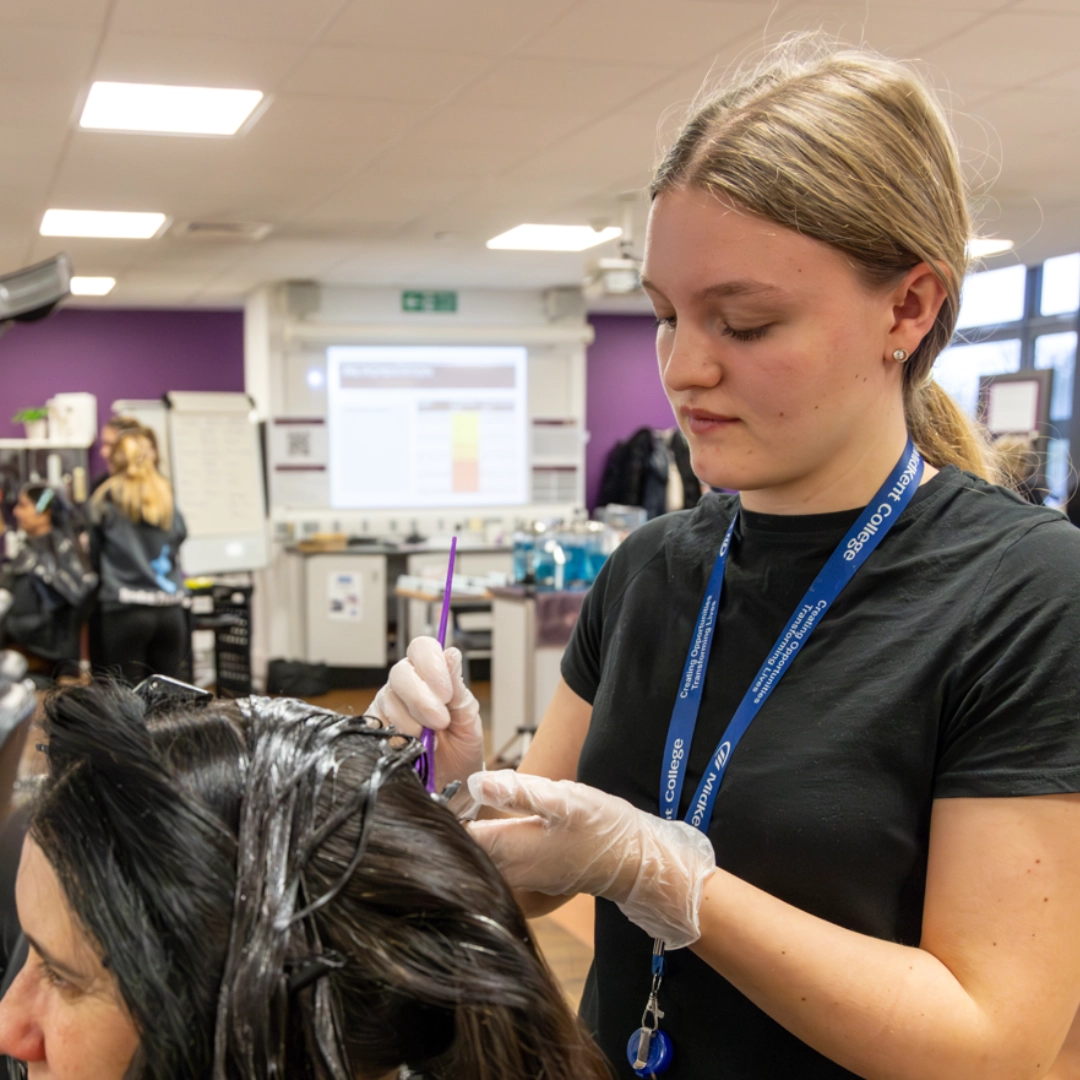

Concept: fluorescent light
[[69, 276, 116, 296], [968, 238, 1015, 258], [80, 81, 264, 136], [487, 224, 622, 252], [41, 209, 167, 239]]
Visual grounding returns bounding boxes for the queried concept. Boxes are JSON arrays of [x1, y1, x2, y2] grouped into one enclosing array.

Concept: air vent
[[170, 221, 272, 241]]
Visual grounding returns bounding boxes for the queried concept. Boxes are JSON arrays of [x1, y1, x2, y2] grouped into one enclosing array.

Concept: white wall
[[245, 282, 592, 679]]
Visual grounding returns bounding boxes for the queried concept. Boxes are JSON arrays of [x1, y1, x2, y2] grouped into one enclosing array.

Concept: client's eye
[[653, 315, 676, 330], [38, 960, 71, 991]]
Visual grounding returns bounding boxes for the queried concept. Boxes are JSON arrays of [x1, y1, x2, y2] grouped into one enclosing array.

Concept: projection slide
[[327, 345, 528, 509]]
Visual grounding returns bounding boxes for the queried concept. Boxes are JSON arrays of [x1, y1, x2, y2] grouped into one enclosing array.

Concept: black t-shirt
[[562, 466, 1080, 1079]]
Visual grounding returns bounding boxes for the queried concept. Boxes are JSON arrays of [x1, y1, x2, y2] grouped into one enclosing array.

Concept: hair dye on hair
[[20, 682, 609, 1080]]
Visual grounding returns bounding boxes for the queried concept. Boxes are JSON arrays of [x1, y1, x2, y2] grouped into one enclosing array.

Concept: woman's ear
[[886, 263, 948, 359]]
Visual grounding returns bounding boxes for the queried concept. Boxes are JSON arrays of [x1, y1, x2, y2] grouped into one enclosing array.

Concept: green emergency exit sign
[[402, 290, 457, 313]]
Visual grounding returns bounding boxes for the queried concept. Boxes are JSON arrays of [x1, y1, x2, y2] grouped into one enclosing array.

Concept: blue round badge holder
[[626, 941, 673, 1076]]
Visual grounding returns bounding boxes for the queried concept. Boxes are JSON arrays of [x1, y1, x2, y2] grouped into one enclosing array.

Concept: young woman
[[0, 680, 609, 1080], [90, 430, 188, 682], [0, 484, 96, 678], [374, 42, 1080, 1080]]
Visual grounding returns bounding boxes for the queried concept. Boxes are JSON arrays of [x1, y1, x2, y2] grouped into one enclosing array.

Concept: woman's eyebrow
[[639, 277, 788, 301], [698, 279, 787, 300], [24, 933, 89, 981]]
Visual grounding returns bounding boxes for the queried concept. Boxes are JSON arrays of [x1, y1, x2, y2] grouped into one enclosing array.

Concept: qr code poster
[[270, 418, 328, 466]]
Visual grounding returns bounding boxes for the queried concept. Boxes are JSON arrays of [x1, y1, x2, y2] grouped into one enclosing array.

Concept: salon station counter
[[489, 587, 586, 759], [287, 541, 512, 668]]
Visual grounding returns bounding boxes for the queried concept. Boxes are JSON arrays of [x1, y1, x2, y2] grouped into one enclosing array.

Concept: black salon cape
[[562, 466, 1080, 1079]]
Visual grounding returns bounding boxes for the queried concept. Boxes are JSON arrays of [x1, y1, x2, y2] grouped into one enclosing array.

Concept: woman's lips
[[682, 407, 740, 436]]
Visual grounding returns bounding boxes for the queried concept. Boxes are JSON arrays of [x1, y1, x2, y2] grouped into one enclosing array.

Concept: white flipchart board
[[165, 392, 268, 575]]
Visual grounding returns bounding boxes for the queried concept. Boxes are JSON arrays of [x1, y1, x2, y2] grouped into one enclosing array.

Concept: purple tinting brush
[[420, 536, 457, 792]]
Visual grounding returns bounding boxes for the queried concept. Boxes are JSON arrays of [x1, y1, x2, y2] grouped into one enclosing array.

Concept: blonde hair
[[652, 39, 1000, 482], [94, 430, 174, 529]]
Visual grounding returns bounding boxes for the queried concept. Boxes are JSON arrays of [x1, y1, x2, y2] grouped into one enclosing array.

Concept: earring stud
[[892, 349, 909, 362]]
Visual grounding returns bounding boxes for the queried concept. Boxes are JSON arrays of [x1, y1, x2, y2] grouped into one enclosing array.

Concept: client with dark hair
[[0, 681, 609, 1080]]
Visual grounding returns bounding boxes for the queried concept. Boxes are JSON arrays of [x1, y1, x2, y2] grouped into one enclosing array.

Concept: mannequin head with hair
[[0, 682, 608, 1080], [645, 37, 1000, 512]]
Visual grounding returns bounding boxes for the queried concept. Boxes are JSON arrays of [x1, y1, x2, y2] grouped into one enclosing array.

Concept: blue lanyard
[[660, 439, 924, 834]]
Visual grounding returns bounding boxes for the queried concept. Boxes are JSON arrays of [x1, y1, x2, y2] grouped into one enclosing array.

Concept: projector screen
[[327, 345, 528, 509]]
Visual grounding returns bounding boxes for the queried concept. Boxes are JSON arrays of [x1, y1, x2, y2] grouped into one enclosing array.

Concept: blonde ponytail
[[93, 431, 175, 529], [652, 36, 1001, 482], [905, 379, 1001, 483]]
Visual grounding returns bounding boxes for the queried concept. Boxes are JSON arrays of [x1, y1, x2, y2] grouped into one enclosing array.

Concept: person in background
[[90, 430, 188, 682], [993, 434, 1048, 505], [0, 484, 96, 680], [90, 414, 142, 494]]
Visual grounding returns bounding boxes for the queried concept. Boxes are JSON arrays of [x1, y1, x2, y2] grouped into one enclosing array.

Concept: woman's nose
[[0, 962, 47, 1063], [659, 322, 722, 394]]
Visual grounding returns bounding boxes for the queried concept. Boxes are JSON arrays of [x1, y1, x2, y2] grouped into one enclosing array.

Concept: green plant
[[12, 407, 48, 423]]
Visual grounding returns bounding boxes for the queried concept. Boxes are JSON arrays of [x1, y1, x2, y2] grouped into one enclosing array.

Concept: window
[[1041, 253, 1080, 317], [1034, 332, 1077, 503], [956, 264, 1026, 329], [1033, 332, 1077, 423], [932, 339, 1022, 418]]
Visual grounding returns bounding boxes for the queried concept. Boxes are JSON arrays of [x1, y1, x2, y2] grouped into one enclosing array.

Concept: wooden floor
[[299, 681, 596, 1006]]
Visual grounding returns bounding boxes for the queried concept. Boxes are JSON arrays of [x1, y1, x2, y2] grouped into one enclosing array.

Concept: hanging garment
[[598, 427, 703, 518]]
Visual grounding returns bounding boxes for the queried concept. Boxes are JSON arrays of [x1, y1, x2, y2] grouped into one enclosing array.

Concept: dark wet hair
[[19, 483, 70, 532], [23, 682, 609, 1080]]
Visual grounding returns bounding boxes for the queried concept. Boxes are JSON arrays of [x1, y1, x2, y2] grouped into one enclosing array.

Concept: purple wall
[[0, 307, 244, 462], [585, 314, 675, 509]]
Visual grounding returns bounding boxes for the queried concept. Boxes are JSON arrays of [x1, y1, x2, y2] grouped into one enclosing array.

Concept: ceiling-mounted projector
[[583, 255, 642, 298], [0, 253, 72, 327]]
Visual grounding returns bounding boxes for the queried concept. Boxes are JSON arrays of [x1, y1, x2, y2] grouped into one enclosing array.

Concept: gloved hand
[[467, 771, 716, 949], [369, 637, 485, 816]]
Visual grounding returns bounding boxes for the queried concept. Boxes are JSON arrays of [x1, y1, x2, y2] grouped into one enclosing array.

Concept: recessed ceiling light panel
[[80, 81, 264, 136], [487, 224, 622, 252], [70, 276, 116, 296], [40, 209, 167, 239], [967, 238, 1015, 258]]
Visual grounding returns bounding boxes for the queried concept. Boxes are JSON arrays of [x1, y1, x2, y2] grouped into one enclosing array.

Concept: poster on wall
[[269, 416, 331, 508], [327, 571, 362, 621]]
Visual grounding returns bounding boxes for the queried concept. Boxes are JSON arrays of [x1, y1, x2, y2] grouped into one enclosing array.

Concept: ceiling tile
[[1011, 0, 1080, 11], [281, 46, 492, 103], [323, 0, 579, 55], [502, 113, 659, 188], [522, 1, 770, 66], [920, 12, 1080, 89], [93, 33, 304, 88], [367, 136, 529, 179], [245, 95, 426, 150], [456, 57, 677, 112], [1030, 63, 1080, 94], [0, 82, 84, 129], [110, 0, 344, 43], [0, 25, 98, 86], [0, 0, 110, 28], [406, 104, 595, 151], [776, 0, 992, 53], [295, 176, 471, 233]]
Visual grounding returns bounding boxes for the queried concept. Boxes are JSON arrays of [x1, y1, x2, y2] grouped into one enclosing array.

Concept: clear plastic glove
[[467, 770, 716, 949], [369, 637, 484, 816]]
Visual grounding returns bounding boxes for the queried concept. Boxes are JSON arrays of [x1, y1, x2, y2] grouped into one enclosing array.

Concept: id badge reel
[[626, 941, 673, 1077]]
